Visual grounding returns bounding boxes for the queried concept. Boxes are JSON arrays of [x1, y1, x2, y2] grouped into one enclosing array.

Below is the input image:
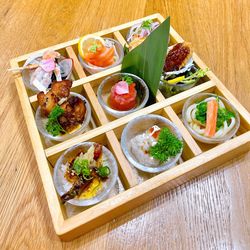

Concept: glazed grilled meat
[[61, 177, 90, 204], [51, 80, 72, 98], [37, 91, 59, 116], [37, 79, 86, 133], [164, 42, 192, 72], [37, 80, 72, 115], [58, 96, 86, 132]]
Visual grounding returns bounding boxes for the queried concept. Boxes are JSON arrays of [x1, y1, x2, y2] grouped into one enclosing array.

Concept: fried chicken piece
[[37, 91, 59, 116], [51, 80, 72, 98], [37, 80, 72, 116], [58, 96, 86, 132], [164, 42, 192, 72]]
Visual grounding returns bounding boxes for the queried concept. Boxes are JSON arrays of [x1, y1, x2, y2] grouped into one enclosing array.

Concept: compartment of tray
[[171, 85, 250, 152]]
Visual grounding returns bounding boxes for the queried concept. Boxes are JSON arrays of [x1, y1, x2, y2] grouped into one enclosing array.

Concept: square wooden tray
[[10, 13, 250, 241]]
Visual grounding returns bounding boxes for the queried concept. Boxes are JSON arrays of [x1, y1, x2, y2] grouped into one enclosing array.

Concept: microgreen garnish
[[97, 166, 110, 178], [179, 68, 209, 85], [122, 75, 133, 85], [141, 19, 153, 30], [195, 99, 235, 129], [89, 43, 99, 53], [216, 108, 235, 128], [73, 158, 92, 180], [46, 105, 65, 136], [149, 127, 183, 162], [195, 101, 207, 124]]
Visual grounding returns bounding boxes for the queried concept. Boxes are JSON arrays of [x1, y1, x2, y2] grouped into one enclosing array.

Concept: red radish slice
[[204, 99, 218, 137], [114, 81, 129, 95], [40, 58, 55, 72]]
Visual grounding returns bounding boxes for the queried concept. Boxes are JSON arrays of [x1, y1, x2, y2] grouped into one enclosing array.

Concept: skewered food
[[21, 50, 73, 92]]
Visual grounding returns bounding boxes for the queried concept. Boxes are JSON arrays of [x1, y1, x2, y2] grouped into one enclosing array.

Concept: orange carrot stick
[[204, 99, 218, 137]]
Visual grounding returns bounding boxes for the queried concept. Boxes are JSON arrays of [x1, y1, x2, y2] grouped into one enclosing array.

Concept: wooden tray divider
[[14, 76, 65, 232], [106, 131, 138, 188], [163, 106, 203, 157], [113, 31, 128, 46]]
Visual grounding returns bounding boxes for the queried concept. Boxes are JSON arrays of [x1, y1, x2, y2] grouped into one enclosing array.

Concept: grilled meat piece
[[51, 80, 72, 98], [61, 177, 91, 204], [61, 167, 104, 203], [37, 80, 72, 116], [58, 96, 86, 132], [164, 42, 192, 72], [37, 91, 59, 116]]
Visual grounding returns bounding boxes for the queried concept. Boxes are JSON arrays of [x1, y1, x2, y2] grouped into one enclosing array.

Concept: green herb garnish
[[89, 43, 99, 53], [195, 99, 235, 129], [122, 75, 133, 85], [46, 105, 65, 136], [97, 166, 110, 178], [73, 158, 92, 180], [195, 101, 207, 125], [141, 19, 153, 30], [216, 108, 235, 128], [180, 68, 209, 85], [149, 127, 183, 163]]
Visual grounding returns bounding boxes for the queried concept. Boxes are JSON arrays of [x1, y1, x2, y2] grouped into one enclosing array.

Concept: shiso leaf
[[121, 17, 170, 98]]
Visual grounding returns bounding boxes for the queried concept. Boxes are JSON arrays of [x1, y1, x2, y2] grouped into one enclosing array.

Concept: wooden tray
[[10, 13, 250, 241]]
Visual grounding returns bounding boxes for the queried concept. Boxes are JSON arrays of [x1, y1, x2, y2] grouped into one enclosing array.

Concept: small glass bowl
[[182, 93, 240, 144], [53, 142, 118, 206], [121, 114, 183, 173], [35, 92, 91, 142], [78, 38, 124, 75], [22, 52, 72, 93], [97, 73, 149, 118]]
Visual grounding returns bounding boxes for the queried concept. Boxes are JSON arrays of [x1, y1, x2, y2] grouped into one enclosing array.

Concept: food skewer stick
[[7, 64, 39, 72]]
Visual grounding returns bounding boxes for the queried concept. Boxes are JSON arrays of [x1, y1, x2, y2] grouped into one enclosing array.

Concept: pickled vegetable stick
[[204, 99, 218, 137]]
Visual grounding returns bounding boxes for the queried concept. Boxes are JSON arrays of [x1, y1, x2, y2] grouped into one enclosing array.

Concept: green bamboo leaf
[[121, 17, 170, 97]]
